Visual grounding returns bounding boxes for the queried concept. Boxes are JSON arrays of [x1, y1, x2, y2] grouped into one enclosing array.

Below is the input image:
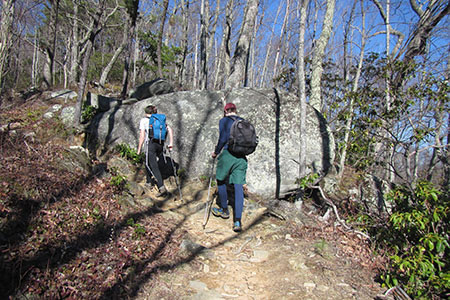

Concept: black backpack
[[227, 116, 258, 156]]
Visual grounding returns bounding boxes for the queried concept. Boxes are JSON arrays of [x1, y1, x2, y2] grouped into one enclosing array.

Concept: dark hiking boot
[[212, 207, 230, 219], [156, 186, 167, 197], [233, 221, 242, 232]]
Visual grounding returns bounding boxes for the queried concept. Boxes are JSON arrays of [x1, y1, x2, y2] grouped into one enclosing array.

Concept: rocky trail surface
[[130, 179, 387, 300]]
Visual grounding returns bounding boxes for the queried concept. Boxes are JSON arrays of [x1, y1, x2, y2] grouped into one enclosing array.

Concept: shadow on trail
[[0, 170, 105, 295], [101, 195, 267, 299]]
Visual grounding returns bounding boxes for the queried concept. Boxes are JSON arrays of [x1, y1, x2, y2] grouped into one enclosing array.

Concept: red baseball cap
[[224, 103, 236, 111]]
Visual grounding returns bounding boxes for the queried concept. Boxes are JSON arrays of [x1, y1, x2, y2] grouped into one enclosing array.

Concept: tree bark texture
[[199, 0, 209, 89], [259, 1, 282, 88], [0, 0, 15, 95], [69, 1, 80, 85], [100, 19, 128, 87], [179, 0, 189, 87], [214, 0, 234, 90], [273, 0, 291, 86], [121, 0, 139, 98], [338, 0, 367, 178], [226, 0, 260, 89], [157, 0, 169, 78], [297, 0, 310, 178], [309, 0, 335, 111]]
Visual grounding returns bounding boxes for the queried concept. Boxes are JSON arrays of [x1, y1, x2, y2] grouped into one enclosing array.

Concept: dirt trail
[[135, 181, 386, 300]]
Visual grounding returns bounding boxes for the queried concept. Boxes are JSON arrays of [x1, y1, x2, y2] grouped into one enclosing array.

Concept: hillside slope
[[0, 95, 387, 299]]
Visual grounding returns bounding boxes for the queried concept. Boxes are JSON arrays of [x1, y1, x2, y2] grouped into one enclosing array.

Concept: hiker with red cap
[[211, 102, 248, 232]]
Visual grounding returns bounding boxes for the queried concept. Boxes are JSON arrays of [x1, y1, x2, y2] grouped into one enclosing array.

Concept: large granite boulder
[[89, 88, 335, 199]]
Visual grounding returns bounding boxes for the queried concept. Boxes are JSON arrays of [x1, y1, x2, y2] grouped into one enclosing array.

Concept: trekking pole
[[202, 158, 216, 229], [166, 146, 182, 201]]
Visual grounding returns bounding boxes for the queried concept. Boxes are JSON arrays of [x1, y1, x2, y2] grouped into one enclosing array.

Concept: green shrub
[[126, 218, 147, 239], [81, 103, 97, 122], [109, 167, 129, 192], [295, 173, 319, 189], [110, 174, 127, 190], [380, 181, 449, 298], [115, 143, 143, 165]]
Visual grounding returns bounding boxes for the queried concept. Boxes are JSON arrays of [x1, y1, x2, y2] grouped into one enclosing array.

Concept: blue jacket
[[214, 116, 241, 155]]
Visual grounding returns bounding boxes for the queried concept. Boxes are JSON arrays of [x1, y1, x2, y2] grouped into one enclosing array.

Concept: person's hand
[[212, 152, 217, 159], [167, 145, 173, 152]]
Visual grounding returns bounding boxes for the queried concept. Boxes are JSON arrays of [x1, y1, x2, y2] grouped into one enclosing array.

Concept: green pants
[[216, 150, 248, 185]]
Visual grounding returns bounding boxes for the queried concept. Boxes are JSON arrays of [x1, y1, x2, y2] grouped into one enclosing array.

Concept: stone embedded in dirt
[[189, 280, 208, 292], [250, 250, 269, 263], [304, 282, 316, 290], [180, 237, 206, 255]]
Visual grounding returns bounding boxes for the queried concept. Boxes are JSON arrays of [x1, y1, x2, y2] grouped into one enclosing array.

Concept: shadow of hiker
[[158, 151, 179, 180]]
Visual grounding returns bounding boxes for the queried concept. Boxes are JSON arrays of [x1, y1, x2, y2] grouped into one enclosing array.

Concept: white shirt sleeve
[[139, 117, 149, 131]]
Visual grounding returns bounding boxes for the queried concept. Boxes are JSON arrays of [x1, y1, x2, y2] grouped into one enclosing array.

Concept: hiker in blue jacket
[[137, 105, 173, 196], [211, 102, 247, 232]]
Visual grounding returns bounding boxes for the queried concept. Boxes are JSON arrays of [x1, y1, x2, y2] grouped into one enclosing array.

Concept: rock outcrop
[[129, 78, 174, 100], [89, 88, 335, 199]]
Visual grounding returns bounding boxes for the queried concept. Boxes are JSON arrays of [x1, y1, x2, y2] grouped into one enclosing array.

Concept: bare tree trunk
[[69, 1, 79, 85], [309, 0, 335, 111], [207, 0, 221, 88], [133, 21, 139, 87], [259, 1, 282, 88], [42, 51, 52, 89], [100, 20, 128, 87], [249, 11, 261, 86], [121, 0, 139, 99], [0, 0, 15, 95], [32, 27, 39, 88], [385, 0, 395, 182], [199, 0, 209, 89], [51, 0, 60, 86], [371, 0, 403, 182], [273, 0, 291, 85], [74, 1, 119, 127], [179, 0, 189, 87], [338, 0, 366, 178], [342, 0, 357, 85], [63, 34, 69, 88], [297, 0, 310, 178], [214, 0, 234, 90], [446, 113, 450, 191], [42, 0, 60, 89], [193, 23, 199, 89], [120, 23, 131, 99], [226, 0, 260, 89], [157, 0, 169, 78], [121, 22, 136, 98], [75, 33, 95, 126], [373, 0, 396, 182]]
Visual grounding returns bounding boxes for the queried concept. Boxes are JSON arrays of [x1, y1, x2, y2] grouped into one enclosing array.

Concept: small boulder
[[129, 78, 174, 100]]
